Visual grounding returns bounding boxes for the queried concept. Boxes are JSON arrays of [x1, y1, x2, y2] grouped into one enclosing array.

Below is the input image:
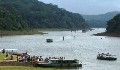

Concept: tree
[[2, 49, 5, 54]]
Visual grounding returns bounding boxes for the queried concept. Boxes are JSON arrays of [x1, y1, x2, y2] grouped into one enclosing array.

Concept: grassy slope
[[0, 30, 45, 36], [0, 53, 5, 60], [0, 66, 56, 70]]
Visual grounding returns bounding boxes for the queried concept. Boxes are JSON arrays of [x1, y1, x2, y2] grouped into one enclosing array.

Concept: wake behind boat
[[97, 53, 117, 61]]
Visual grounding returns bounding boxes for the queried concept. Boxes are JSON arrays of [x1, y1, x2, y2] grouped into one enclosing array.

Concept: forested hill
[[106, 14, 120, 33], [83, 11, 120, 28], [0, 5, 28, 30], [0, 0, 89, 30]]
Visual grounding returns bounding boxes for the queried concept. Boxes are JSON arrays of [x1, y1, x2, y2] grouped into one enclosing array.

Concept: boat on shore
[[35, 59, 82, 68], [97, 53, 117, 61]]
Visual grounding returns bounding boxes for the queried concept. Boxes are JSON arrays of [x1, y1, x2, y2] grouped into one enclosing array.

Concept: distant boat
[[46, 39, 53, 43], [97, 53, 117, 61], [35, 59, 82, 68]]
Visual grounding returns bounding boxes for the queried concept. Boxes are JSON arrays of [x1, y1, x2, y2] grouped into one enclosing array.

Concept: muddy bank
[[93, 32, 120, 37]]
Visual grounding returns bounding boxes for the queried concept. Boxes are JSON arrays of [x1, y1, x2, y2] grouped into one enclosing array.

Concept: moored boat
[[35, 59, 82, 68], [97, 53, 117, 60], [46, 39, 53, 43]]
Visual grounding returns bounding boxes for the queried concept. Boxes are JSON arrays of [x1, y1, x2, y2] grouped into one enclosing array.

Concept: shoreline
[[93, 32, 120, 37], [0, 30, 48, 36], [0, 28, 78, 36]]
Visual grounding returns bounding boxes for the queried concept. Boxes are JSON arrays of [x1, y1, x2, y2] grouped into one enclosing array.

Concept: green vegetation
[[0, 53, 5, 60], [0, 5, 28, 31], [0, 66, 56, 70], [0, 30, 45, 36], [106, 14, 120, 34], [0, 0, 89, 31], [35, 28, 71, 31]]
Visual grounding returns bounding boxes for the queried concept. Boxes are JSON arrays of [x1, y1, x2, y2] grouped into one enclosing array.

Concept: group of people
[[44, 57, 66, 62], [32, 56, 66, 62], [97, 53, 112, 57]]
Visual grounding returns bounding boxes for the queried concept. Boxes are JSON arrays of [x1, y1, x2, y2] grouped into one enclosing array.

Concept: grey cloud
[[39, 0, 120, 15]]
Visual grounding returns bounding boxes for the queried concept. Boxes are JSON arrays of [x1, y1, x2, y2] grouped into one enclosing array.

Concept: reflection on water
[[56, 67, 81, 70], [0, 28, 120, 70]]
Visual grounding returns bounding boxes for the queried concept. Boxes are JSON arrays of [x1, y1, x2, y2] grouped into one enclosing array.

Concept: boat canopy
[[0, 49, 17, 53]]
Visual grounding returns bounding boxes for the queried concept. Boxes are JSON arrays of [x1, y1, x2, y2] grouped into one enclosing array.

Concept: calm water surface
[[0, 28, 120, 70]]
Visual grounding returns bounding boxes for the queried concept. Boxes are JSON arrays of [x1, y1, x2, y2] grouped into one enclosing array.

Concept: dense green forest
[[83, 11, 120, 28], [106, 14, 120, 33], [0, 0, 88, 30], [0, 5, 28, 30]]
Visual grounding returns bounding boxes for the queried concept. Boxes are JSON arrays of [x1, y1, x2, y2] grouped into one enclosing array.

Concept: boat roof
[[46, 39, 52, 40], [0, 49, 17, 51], [98, 53, 116, 56], [5, 49, 17, 51], [0, 49, 17, 53], [50, 59, 79, 61]]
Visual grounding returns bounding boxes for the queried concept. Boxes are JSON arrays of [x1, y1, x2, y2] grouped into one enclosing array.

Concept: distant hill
[[94, 14, 120, 37], [0, 0, 89, 30], [83, 11, 120, 28], [106, 14, 120, 33]]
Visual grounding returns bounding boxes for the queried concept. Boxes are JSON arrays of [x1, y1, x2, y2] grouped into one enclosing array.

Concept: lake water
[[0, 28, 120, 70]]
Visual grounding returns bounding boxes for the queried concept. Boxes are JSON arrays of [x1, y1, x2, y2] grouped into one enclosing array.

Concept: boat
[[97, 53, 117, 60], [35, 59, 82, 68], [46, 39, 53, 43]]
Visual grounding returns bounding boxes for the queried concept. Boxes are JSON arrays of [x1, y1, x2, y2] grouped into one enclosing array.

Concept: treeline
[[0, 0, 89, 30], [106, 14, 120, 33]]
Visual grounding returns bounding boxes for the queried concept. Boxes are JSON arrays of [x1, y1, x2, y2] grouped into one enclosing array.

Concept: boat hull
[[97, 57, 117, 61], [35, 63, 82, 68]]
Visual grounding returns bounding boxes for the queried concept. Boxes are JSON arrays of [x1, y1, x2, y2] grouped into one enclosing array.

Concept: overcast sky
[[38, 0, 120, 15]]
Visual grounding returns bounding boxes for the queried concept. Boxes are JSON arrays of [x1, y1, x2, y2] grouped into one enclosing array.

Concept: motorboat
[[97, 53, 117, 60], [46, 39, 53, 43]]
